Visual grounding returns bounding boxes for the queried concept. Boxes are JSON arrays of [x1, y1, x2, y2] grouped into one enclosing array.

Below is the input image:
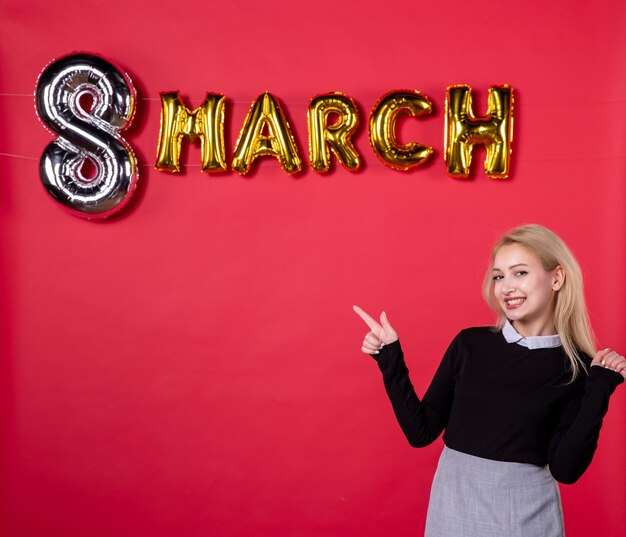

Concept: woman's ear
[[552, 265, 565, 291]]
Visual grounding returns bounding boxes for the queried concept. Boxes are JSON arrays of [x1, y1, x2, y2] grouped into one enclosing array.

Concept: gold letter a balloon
[[232, 93, 302, 175]]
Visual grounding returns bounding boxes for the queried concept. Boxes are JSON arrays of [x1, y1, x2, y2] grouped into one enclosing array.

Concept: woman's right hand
[[353, 305, 399, 354]]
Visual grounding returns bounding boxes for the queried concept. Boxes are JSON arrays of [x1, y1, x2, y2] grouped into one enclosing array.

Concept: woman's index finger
[[353, 305, 381, 331]]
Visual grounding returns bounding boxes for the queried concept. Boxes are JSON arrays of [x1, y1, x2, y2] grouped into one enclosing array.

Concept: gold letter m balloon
[[155, 92, 227, 173], [445, 85, 513, 178]]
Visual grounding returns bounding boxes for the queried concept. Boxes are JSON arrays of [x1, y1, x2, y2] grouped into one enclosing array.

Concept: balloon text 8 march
[[36, 53, 514, 219]]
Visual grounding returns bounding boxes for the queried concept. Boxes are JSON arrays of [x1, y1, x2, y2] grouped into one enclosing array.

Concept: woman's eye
[[515, 271, 528, 276], [492, 275, 503, 281]]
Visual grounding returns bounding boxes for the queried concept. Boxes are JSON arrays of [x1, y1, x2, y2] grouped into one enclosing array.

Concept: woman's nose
[[502, 278, 516, 294]]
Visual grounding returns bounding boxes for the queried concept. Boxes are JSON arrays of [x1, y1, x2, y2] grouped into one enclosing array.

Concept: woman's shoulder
[[452, 325, 504, 348], [457, 325, 501, 339], [458, 325, 500, 335]]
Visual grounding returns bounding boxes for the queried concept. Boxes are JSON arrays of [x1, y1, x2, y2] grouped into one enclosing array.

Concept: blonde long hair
[[482, 224, 595, 381]]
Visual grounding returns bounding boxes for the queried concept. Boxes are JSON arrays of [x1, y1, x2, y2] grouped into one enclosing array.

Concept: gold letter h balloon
[[445, 85, 513, 178]]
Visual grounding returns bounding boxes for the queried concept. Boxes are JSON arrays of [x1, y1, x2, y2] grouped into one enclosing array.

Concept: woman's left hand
[[591, 348, 626, 379]]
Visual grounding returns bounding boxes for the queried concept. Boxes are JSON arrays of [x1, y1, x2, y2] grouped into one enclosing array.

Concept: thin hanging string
[[2, 92, 626, 105], [0, 152, 195, 167], [2, 151, 625, 166], [0, 93, 308, 105], [2, 94, 625, 164], [0, 152, 39, 161]]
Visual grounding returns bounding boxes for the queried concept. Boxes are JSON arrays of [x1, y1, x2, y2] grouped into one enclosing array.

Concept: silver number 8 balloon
[[35, 53, 138, 219]]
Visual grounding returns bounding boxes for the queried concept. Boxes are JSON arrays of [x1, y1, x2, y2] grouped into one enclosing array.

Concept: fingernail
[[374, 351, 379, 354], [379, 343, 384, 349]]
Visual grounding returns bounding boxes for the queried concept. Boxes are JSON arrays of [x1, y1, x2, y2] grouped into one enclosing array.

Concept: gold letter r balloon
[[307, 93, 361, 172]]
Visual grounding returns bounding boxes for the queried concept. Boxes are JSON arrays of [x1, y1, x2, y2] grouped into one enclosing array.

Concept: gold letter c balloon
[[369, 90, 434, 171]]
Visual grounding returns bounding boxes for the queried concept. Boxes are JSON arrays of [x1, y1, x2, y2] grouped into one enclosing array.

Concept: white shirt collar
[[502, 319, 562, 349]]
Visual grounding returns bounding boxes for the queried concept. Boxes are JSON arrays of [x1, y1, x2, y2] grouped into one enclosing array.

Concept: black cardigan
[[373, 327, 623, 484]]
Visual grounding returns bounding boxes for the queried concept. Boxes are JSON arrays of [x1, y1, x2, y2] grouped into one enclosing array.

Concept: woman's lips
[[505, 297, 526, 309]]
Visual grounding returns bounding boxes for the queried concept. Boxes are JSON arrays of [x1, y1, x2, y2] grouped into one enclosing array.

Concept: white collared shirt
[[502, 319, 562, 349]]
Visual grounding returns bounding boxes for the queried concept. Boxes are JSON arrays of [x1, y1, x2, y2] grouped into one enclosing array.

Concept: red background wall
[[1, 1, 625, 536]]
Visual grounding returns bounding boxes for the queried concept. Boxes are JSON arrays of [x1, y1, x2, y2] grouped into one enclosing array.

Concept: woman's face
[[491, 244, 563, 337]]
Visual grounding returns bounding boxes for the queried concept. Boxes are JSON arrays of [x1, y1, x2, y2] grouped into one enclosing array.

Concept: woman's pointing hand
[[353, 305, 399, 354]]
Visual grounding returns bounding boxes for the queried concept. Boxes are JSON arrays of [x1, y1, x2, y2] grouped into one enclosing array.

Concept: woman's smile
[[504, 296, 526, 309]]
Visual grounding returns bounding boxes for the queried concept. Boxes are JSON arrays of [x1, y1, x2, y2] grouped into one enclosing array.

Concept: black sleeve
[[548, 365, 624, 484], [372, 336, 458, 447]]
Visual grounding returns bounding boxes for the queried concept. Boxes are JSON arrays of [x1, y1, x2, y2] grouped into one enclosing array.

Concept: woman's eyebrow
[[492, 263, 529, 272]]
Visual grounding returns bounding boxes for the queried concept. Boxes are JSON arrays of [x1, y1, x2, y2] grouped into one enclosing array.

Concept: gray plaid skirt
[[425, 446, 565, 537]]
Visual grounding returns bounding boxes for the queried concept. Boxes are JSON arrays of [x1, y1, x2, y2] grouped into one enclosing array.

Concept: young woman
[[354, 224, 625, 537]]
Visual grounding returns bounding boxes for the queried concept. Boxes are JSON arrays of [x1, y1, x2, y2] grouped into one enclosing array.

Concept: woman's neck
[[511, 319, 557, 337]]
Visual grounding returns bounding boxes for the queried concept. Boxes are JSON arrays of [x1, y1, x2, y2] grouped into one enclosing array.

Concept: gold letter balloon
[[155, 92, 227, 173], [369, 90, 434, 171], [232, 93, 302, 175], [444, 85, 514, 178], [307, 93, 361, 172]]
